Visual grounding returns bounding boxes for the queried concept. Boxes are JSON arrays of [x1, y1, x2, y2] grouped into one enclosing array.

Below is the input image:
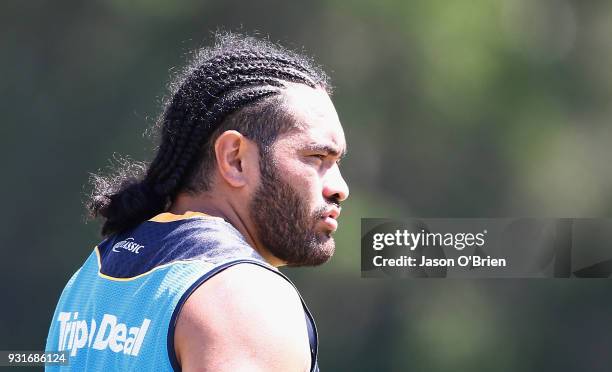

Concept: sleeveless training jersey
[[45, 211, 319, 371]]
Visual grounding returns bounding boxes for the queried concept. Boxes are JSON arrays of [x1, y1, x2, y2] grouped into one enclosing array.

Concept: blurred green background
[[2, 0, 612, 371]]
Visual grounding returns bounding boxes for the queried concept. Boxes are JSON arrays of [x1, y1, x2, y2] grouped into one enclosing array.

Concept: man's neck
[[169, 192, 286, 267]]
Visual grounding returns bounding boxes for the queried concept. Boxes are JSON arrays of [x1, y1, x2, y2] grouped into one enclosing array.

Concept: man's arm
[[174, 264, 312, 372]]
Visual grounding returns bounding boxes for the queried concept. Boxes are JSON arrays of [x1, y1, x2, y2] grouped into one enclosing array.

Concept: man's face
[[249, 85, 349, 267]]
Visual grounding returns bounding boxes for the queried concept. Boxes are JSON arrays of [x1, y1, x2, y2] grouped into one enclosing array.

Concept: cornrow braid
[[87, 32, 330, 236], [148, 75, 284, 183], [200, 50, 315, 77], [152, 87, 281, 197]]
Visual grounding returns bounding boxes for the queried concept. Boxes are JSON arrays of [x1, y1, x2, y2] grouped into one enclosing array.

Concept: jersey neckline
[[149, 211, 223, 223]]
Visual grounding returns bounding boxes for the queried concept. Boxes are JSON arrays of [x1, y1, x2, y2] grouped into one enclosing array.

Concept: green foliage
[[2, 0, 612, 370]]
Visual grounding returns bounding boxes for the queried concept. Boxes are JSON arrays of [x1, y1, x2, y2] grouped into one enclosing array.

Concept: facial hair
[[249, 153, 336, 267]]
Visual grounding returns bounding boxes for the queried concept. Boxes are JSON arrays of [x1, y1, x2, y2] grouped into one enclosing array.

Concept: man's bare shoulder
[[174, 263, 311, 372]]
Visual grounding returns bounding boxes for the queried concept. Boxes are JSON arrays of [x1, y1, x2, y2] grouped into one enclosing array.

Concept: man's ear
[[214, 130, 252, 188]]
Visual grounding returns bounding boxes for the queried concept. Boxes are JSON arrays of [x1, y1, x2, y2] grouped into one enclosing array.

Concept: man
[[45, 33, 348, 372]]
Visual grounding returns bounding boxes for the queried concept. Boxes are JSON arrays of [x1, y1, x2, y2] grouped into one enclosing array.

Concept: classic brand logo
[[111, 238, 144, 254], [56, 312, 151, 357]]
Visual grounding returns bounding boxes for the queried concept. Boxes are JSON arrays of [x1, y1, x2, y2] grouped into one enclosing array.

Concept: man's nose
[[322, 165, 349, 203]]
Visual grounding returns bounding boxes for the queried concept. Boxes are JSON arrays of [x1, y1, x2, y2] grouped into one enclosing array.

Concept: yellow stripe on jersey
[[93, 246, 206, 282], [149, 211, 221, 223]]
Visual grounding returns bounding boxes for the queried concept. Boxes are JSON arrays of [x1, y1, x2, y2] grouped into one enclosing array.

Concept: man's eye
[[309, 154, 326, 161]]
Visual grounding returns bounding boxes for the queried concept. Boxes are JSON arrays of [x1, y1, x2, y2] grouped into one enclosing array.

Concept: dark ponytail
[[86, 32, 330, 236], [87, 160, 167, 236]]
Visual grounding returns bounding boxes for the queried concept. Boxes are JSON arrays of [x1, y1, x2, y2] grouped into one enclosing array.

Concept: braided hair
[[87, 33, 330, 236]]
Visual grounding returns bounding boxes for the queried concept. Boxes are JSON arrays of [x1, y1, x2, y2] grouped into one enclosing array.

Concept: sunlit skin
[[170, 83, 349, 267], [270, 88, 349, 237], [171, 83, 349, 371]]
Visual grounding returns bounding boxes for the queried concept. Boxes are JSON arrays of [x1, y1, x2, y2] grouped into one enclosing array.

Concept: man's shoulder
[[174, 263, 311, 371], [178, 263, 305, 334], [203, 263, 297, 296]]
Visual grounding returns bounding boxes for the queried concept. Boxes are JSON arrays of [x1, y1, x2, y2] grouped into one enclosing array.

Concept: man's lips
[[321, 216, 338, 231], [325, 206, 341, 220], [320, 206, 341, 231]]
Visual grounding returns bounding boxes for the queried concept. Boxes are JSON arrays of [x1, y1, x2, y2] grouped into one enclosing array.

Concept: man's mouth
[[319, 205, 341, 232], [321, 216, 338, 231]]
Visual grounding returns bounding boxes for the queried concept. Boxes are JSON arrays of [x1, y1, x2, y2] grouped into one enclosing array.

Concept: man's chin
[[318, 229, 334, 240], [289, 238, 335, 267]]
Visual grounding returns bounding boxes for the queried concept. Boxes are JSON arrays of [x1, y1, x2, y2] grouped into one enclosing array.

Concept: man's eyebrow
[[303, 143, 347, 158]]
